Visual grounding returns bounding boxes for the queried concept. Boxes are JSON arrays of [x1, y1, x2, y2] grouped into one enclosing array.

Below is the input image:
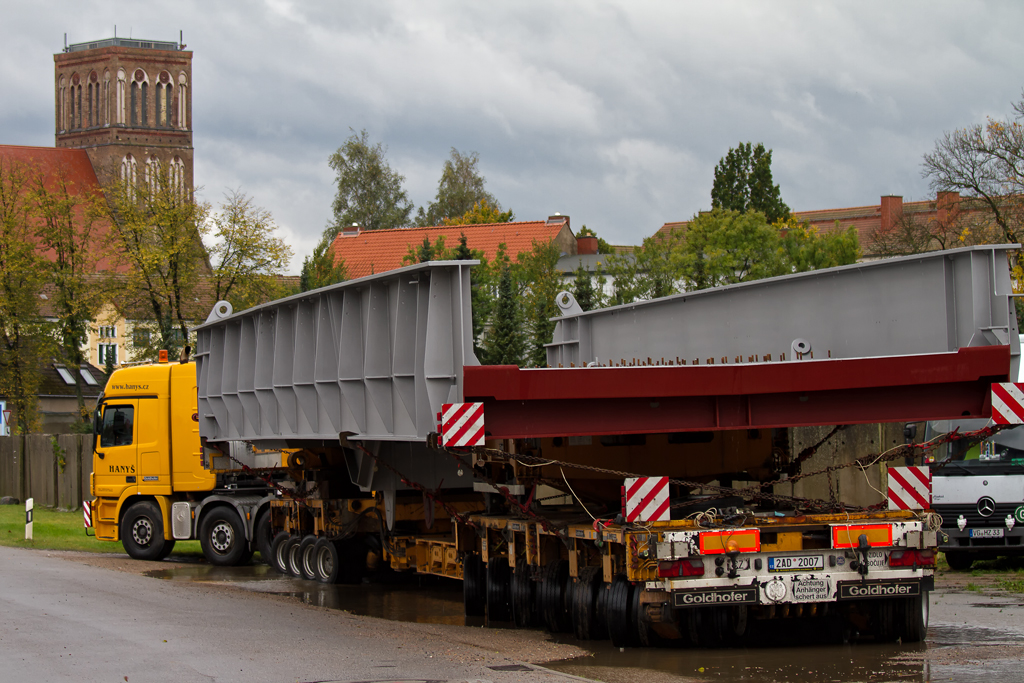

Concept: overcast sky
[[2, 1, 1023, 273]]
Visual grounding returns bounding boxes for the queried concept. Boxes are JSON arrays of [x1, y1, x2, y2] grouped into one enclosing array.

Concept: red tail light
[[888, 549, 935, 567], [658, 558, 705, 578]]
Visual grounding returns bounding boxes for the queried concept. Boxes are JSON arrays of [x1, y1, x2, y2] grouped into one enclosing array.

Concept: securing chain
[[206, 444, 319, 502], [441, 447, 567, 538]]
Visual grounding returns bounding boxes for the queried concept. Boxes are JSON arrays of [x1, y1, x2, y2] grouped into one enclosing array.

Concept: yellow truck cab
[[90, 353, 276, 564]]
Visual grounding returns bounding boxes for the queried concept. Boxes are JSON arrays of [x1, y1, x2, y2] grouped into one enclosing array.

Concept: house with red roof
[[656, 191, 988, 258], [331, 214, 578, 278]]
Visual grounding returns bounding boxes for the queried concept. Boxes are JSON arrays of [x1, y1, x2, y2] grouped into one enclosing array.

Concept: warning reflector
[[887, 466, 931, 511], [992, 383, 1024, 424], [831, 523, 893, 549], [83, 500, 92, 528], [440, 403, 485, 447], [624, 476, 670, 522], [699, 528, 761, 554]]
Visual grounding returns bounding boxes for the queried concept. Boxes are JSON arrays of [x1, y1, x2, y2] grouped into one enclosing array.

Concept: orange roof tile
[[332, 219, 571, 279]]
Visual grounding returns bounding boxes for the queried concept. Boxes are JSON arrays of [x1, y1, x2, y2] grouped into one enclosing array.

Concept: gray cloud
[[3, 0, 1023, 272]]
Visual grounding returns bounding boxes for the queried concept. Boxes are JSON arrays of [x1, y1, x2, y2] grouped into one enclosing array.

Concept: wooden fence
[[0, 434, 91, 509]]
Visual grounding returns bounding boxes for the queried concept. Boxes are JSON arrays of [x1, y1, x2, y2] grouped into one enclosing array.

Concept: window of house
[[80, 368, 99, 386], [98, 343, 118, 366], [98, 325, 116, 339], [55, 365, 75, 385], [133, 329, 152, 347], [100, 405, 134, 448]]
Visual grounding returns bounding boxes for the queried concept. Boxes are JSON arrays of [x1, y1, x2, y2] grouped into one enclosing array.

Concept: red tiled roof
[[332, 219, 571, 279], [0, 145, 124, 272]]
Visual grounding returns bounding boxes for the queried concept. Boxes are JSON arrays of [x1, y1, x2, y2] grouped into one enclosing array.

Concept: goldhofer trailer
[[188, 245, 1018, 646]]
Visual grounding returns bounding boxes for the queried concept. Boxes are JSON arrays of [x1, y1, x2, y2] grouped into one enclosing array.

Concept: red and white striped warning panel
[[624, 476, 670, 522], [887, 466, 931, 511], [992, 382, 1024, 424], [83, 500, 92, 528], [439, 402, 485, 447]]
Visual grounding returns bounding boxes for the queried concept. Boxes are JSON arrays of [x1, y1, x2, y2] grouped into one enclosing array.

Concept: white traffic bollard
[[25, 498, 33, 540]]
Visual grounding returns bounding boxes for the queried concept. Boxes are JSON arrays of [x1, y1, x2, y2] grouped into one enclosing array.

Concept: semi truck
[[88, 244, 1021, 647]]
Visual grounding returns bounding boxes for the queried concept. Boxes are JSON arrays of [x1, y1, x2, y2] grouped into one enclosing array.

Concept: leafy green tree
[[417, 149, 502, 226], [300, 235, 348, 292], [711, 142, 790, 223], [0, 157, 50, 436], [208, 190, 293, 311], [572, 264, 597, 311], [481, 264, 524, 366], [778, 217, 860, 270], [442, 199, 513, 226], [329, 129, 413, 232], [30, 163, 104, 422], [416, 236, 435, 263], [604, 229, 685, 304], [101, 165, 210, 359], [517, 240, 562, 367], [679, 209, 787, 290]]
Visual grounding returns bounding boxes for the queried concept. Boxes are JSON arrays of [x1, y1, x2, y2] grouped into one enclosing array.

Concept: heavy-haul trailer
[[89, 244, 1020, 647]]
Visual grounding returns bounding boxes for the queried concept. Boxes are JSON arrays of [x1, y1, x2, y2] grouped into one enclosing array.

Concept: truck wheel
[[269, 531, 291, 574], [606, 574, 638, 647], [254, 509, 274, 563], [486, 557, 512, 622], [199, 507, 248, 566], [120, 501, 172, 561], [572, 566, 603, 640], [944, 551, 973, 571], [540, 560, 573, 633], [314, 538, 341, 583], [511, 559, 537, 628], [286, 535, 304, 577], [463, 553, 486, 616], [299, 535, 319, 580], [897, 593, 929, 643]]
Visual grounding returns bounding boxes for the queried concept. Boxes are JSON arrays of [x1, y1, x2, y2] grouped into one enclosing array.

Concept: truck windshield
[[926, 420, 1024, 465]]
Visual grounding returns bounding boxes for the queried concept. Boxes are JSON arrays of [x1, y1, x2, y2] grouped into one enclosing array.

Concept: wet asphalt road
[[0, 546, 586, 683], [4, 546, 1024, 683]]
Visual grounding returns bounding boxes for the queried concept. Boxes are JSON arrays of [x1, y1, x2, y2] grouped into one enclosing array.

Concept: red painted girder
[[463, 346, 1010, 438]]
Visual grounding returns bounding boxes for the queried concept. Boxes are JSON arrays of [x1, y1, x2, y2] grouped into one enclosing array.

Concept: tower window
[[141, 81, 148, 127], [76, 85, 82, 129], [169, 156, 185, 195], [130, 82, 137, 126], [116, 69, 126, 125], [88, 83, 93, 127], [178, 72, 188, 130], [120, 154, 137, 186]]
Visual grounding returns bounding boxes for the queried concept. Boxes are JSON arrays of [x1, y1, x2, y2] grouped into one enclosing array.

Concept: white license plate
[[969, 528, 1005, 538], [768, 555, 824, 572]]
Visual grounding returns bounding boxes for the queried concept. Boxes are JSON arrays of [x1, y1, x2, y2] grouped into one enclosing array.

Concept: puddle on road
[[146, 564, 1023, 682], [146, 562, 482, 627]]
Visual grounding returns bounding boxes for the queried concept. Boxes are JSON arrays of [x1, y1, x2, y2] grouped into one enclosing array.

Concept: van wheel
[[200, 508, 247, 566], [121, 501, 172, 561], [944, 551, 973, 571]]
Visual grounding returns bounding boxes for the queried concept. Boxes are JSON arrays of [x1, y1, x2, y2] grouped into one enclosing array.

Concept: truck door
[[93, 401, 139, 499], [137, 397, 171, 495]]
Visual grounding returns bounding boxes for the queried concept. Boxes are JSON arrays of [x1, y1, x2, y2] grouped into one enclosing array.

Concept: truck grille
[[934, 503, 1019, 528]]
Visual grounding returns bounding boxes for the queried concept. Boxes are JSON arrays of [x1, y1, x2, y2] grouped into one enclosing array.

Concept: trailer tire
[[254, 509, 274, 563], [286, 535, 304, 578], [199, 507, 248, 566], [511, 560, 537, 628], [897, 592, 929, 643], [872, 599, 898, 642], [606, 575, 638, 647], [540, 560, 572, 633], [120, 501, 172, 561], [486, 557, 512, 622], [572, 566, 603, 640], [944, 551, 973, 571], [463, 553, 486, 617], [314, 538, 341, 583], [298, 535, 319, 580], [269, 531, 291, 574]]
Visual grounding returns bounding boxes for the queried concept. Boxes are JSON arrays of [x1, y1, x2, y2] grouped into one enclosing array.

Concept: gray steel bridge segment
[[546, 244, 1021, 378], [193, 261, 478, 447]]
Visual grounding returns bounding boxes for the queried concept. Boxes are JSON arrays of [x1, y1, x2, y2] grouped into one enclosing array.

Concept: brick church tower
[[53, 37, 193, 189]]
